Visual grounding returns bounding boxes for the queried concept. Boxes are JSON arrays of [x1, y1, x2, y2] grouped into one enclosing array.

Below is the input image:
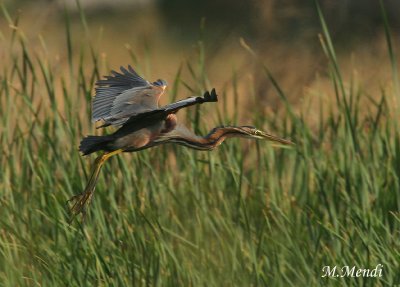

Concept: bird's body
[[113, 120, 162, 150], [84, 114, 178, 153], [68, 65, 293, 220]]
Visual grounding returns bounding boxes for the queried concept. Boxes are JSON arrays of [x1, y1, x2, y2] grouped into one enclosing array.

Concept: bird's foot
[[67, 190, 94, 223]]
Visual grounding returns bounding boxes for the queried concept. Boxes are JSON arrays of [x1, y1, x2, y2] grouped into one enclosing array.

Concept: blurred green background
[[1, 1, 399, 286]]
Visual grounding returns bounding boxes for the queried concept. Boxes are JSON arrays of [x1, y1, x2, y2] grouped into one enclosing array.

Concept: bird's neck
[[155, 126, 240, 150], [200, 127, 238, 148]]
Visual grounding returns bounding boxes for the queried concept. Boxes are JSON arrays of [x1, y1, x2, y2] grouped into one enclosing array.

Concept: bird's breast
[[116, 120, 166, 150], [113, 129, 152, 150]]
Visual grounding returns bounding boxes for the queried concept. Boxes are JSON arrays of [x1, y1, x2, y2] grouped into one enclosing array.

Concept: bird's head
[[153, 79, 168, 89], [227, 126, 294, 145]]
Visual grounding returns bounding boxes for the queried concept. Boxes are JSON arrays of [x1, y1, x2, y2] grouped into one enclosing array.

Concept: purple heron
[[68, 65, 293, 220]]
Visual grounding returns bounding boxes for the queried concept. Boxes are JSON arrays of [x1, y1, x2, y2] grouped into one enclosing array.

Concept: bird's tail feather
[[79, 135, 113, 155]]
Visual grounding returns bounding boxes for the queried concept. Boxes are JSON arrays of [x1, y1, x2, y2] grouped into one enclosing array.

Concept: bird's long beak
[[258, 131, 294, 146]]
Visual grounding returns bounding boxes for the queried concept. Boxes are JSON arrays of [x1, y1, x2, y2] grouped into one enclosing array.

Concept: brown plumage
[[68, 66, 293, 221]]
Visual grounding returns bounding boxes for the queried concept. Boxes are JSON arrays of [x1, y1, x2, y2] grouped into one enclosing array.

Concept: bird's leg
[[68, 149, 123, 221]]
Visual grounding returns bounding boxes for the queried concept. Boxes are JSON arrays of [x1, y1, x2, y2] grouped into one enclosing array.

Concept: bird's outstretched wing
[[114, 89, 218, 137], [92, 65, 165, 127]]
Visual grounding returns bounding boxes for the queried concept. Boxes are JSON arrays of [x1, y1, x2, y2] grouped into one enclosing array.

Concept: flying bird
[[68, 65, 293, 220]]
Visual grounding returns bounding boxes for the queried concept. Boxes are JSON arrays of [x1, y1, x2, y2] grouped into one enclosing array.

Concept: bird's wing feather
[[124, 88, 217, 125], [92, 65, 164, 125], [114, 89, 218, 136]]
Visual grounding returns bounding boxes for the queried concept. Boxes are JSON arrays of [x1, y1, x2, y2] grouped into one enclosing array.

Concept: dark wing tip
[[202, 88, 218, 103], [210, 88, 218, 102]]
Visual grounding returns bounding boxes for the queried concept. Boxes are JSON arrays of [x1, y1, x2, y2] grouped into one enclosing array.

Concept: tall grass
[[0, 3, 399, 286]]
